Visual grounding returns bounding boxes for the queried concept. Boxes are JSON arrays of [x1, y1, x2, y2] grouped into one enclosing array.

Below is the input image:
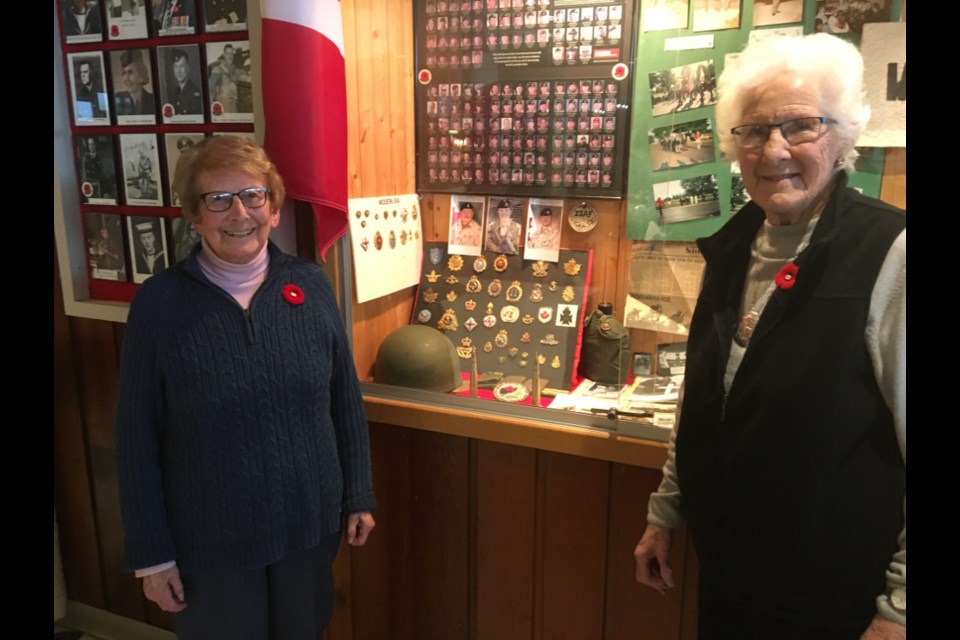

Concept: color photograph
[[652, 174, 721, 225], [648, 118, 714, 171], [648, 60, 717, 116]]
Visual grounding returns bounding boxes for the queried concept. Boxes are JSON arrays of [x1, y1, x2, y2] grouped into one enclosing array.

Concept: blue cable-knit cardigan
[[116, 241, 376, 573]]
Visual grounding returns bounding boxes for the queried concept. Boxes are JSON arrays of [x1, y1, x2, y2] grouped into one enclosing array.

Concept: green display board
[[625, 0, 903, 241]]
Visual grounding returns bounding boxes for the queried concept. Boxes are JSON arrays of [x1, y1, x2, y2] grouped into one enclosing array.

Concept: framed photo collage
[[59, 0, 254, 298], [415, 0, 639, 200]]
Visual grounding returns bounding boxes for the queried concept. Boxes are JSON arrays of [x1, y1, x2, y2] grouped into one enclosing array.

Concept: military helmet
[[374, 325, 461, 392]]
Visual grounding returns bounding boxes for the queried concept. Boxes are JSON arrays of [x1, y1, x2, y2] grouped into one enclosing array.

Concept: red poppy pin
[[282, 284, 305, 305], [775, 263, 799, 290]]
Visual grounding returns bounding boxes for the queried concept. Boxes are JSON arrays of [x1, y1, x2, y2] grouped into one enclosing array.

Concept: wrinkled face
[[79, 63, 91, 86], [459, 207, 474, 225], [121, 62, 144, 92], [193, 170, 280, 264], [736, 77, 843, 225], [140, 231, 156, 254], [173, 56, 189, 84]]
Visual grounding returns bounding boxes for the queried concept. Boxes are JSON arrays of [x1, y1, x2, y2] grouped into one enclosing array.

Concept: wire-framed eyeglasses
[[730, 117, 837, 149], [200, 187, 271, 212]]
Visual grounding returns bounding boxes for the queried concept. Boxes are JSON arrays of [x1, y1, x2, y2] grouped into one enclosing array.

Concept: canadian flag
[[261, 0, 348, 258]]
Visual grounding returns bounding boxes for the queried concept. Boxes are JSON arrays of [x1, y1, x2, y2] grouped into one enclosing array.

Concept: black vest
[[676, 176, 906, 631]]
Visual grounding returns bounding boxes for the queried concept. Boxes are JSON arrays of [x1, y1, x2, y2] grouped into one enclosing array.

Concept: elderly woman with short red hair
[[116, 136, 376, 639]]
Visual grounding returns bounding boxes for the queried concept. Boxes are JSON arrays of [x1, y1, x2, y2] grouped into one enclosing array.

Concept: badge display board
[[414, 1, 639, 200], [412, 242, 593, 392]]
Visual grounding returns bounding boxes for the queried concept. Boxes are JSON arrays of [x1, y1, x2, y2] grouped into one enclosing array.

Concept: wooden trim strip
[[364, 396, 668, 469]]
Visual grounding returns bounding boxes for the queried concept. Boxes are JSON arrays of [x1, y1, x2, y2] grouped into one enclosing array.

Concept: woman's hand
[[633, 524, 675, 594], [346, 511, 376, 546], [142, 565, 186, 613]]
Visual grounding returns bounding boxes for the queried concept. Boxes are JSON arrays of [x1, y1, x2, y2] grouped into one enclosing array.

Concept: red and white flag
[[261, 0, 348, 258]]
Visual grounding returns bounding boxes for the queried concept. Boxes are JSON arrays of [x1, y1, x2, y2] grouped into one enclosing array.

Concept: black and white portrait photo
[[164, 133, 205, 206], [110, 48, 157, 125], [127, 215, 169, 283], [203, 0, 247, 32], [85, 212, 127, 282], [68, 52, 110, 126], [170, 217, 203, 263], [119, 133, 162, 206], [152, 0, 196, 36], [76, 134, 118, 205], [106, 0, 149, 40], [158, 44, 204, 124], [62, 0, 103, 43], [206, 41, 254, 123]]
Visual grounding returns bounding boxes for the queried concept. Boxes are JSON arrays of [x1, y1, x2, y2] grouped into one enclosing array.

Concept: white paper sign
[[859, 22, 906, 147], [347, 194, 423, 303]]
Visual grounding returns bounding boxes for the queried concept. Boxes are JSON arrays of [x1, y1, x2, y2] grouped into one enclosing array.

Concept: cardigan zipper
[[181, 247, 291, 345]]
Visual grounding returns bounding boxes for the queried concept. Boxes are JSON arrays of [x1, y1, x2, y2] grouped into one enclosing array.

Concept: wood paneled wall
[[54, 1, 906, 637], [325, 424, 698, 640]]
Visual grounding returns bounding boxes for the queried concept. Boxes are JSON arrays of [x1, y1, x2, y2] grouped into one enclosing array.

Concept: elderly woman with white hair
[[633, 34, 905, 640]]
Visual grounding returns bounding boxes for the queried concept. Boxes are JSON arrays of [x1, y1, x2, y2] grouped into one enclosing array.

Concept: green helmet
[[374, 325, 461, 392]]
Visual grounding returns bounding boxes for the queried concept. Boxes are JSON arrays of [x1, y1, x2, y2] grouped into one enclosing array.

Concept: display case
[[55, 0, 906, 449]]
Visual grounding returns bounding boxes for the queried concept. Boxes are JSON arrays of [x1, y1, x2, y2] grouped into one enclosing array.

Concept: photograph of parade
[[813, 0, 890, 34], [692, 0, 742, 32], [648, 118, 714, 171], [753, 0, 804, 26], [652, 174, 721, 225], [648, 60, 717, 116]]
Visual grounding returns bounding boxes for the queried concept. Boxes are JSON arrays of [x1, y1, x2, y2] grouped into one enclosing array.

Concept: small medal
[[438, 308, 459, 331], [505, 281, 523, 302], [529, 283, 543, 303], [563, 258, 581, 276], [465, 275, 482, 293], [483, 302, 497, 328]]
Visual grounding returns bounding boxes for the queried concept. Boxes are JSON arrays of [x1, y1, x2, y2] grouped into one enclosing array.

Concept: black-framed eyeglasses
[[199, 187, 271, 212], [730, 117, 837, 149]]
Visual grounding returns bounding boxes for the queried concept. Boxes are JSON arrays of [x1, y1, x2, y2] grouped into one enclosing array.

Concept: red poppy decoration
[[282, 284, 305, 305], [775, 263, 799, 290]]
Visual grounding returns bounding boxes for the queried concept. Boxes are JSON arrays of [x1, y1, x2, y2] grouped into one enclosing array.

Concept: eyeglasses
[[199, 187, 271, 212], [730, 117, 837, 149]]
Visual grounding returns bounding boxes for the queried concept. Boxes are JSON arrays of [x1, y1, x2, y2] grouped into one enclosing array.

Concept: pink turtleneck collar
[[195, 239, 269, 310]]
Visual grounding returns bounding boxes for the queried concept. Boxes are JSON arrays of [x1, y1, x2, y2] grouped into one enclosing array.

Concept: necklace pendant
[[734, 310, 760, 348]]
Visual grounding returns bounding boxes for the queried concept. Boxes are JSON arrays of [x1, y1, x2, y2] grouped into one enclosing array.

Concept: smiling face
[[736, 77, 843, 225], [193, 170, 280, 264]]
